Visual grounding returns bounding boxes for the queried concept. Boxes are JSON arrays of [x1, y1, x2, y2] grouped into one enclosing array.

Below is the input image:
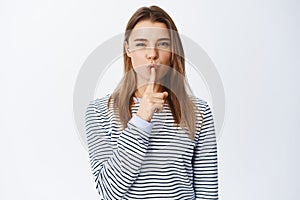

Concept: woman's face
[[125, 20, 172, 84]]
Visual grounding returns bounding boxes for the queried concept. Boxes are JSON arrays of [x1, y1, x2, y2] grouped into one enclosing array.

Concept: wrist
[[136, 111, 151, 122]]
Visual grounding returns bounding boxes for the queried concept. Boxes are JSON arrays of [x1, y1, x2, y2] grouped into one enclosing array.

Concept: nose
[[146, 47, 158, 61]]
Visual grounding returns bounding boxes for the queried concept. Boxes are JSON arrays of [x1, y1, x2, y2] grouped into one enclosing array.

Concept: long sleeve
[[85, 100, 152, 200], [130, 114, 153, 134], [193, 102, 219, 199]]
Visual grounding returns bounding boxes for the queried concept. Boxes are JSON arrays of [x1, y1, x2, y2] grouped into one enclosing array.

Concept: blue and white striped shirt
[[85, 94, 218, 199]]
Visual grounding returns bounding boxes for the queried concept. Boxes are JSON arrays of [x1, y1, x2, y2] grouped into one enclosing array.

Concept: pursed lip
[[147, 63, 159, 73]]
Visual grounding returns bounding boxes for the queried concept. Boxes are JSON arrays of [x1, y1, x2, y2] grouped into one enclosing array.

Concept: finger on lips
[[145, 67, 156, 93], [143, 66, 168, 114]]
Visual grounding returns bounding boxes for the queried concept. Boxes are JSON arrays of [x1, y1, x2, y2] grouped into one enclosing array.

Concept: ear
[[124, 41, 131, 57]]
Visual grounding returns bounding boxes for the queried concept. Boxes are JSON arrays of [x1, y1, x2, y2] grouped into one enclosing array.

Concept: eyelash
[[158, 42, 170, 47], [136, 43, 146, 47], [135, 42, 170, 47]]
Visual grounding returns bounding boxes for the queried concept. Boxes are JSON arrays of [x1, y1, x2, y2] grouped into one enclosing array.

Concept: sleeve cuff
[[129, 114, 154, 134]]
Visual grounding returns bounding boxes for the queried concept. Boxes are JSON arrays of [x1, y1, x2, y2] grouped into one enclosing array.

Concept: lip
[[147, 64, 159, 73]]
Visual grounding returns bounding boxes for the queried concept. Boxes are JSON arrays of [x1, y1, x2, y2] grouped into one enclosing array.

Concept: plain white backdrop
[[1, 0, 299, 199]]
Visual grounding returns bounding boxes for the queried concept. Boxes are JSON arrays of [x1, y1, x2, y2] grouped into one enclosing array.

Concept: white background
[[1, 0, 299, 199]]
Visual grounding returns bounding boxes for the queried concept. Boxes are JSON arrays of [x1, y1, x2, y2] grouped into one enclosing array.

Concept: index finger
[[145, 67, 156, 93]]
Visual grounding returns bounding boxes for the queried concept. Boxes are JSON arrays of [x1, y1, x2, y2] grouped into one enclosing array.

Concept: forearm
[[86, 102, 153, 199]]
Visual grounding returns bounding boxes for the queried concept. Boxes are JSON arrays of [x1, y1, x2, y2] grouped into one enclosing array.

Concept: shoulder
[[85, 94, 113, 133], [88, 93, 111, 108], [188, 95, 214, 128], [188, 95, 210, 112], [86, 93, 112, 116], [188, 96, 215, 142]]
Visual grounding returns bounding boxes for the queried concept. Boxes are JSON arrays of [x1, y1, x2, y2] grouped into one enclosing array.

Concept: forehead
[[129, 21, 170, 40]]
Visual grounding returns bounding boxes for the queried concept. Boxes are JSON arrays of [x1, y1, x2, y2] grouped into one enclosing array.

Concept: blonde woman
[[85, 5, 218, 200]]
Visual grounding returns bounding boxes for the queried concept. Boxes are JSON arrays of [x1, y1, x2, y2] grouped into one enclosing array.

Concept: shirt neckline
[[133, 96, 142, 103]]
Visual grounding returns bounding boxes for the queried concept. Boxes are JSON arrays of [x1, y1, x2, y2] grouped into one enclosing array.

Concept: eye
[[158, 42, 170, 47], [135, 43, 146, 47]]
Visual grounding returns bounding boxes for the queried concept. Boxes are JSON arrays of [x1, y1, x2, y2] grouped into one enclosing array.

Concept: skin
[[125, 20, 171, 122]]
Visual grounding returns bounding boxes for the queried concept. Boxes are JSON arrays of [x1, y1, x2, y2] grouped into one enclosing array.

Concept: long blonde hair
[[108, 5, 203, 140]]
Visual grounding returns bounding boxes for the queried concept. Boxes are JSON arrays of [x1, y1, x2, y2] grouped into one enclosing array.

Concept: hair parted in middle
[[107, 5, 203, 140]]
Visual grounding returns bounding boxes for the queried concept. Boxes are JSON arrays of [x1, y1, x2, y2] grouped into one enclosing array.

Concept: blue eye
[[158, 42, 170, 47], [136, 43, 146, 47]]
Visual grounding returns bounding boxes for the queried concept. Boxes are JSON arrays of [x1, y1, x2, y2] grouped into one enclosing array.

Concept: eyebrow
[[133, 38, 170, 42]]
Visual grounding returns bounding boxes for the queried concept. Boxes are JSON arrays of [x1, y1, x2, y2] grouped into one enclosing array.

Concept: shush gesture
[[136, 67, 168, 122]]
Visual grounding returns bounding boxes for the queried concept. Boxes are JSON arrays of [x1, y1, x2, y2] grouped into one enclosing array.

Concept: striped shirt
[[85, 94, 218, 199]]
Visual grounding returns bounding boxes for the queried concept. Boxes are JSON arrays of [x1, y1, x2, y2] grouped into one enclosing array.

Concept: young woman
[[85, 5, 218, 200]]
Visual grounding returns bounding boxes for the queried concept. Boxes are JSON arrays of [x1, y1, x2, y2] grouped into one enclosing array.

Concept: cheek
[[159, 51, 172, 62], [130, 52, 144, 67]]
